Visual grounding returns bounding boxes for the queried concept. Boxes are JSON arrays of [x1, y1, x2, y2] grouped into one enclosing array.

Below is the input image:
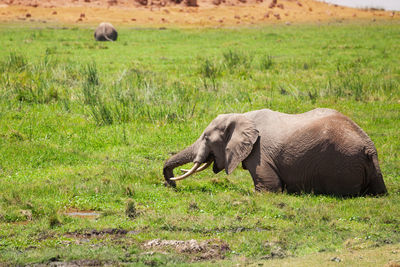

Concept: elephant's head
[[163, 114, 259, 186]]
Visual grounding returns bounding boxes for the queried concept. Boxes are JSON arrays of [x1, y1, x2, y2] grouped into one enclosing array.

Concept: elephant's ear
[[225, 115, 259, 175]]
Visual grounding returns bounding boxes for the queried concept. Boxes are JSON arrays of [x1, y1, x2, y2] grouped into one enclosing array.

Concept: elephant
[[94, 22, 118, 41], [163, 108, 387, 196]]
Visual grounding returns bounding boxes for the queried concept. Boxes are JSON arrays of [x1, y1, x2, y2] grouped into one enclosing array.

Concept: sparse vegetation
[[0, 22, 399, 266]]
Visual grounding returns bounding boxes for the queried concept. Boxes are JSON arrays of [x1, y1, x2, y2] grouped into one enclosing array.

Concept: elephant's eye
[[204, 135, 210, 142]]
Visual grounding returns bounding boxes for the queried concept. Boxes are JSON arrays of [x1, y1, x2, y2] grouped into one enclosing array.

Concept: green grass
[[0, 21, 399, 266]]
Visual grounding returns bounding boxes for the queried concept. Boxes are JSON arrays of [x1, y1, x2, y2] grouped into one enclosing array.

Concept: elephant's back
[[277, 113, 376, 195], [285, 112, 374, 156], [245, 108, 340, 133], [103, 23, 116, 35], [246, 108, 376, 156]]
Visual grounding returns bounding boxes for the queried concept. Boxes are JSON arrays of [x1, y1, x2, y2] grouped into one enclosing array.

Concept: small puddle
[[64, 209, 101, 219]]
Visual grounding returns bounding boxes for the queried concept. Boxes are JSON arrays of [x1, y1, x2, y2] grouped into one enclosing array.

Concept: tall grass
[[200, 58, 220, 91], [81, 62, 114, 125], [324, 60, 399, 101], [0, 55, 60, 104], [223, 50, 253, 70], [1, 48, 398, 126], [1, 52, 28, 72], [79, 63, 200, 125]]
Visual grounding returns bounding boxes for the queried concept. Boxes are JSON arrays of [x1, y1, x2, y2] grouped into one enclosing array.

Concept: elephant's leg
[[364, 154, 387, 195], [244, 156, 282, 192], [242, 139, 282, 192], [251, 165, 282, 192]]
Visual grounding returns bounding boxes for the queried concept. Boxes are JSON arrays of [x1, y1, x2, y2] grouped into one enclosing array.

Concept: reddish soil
[[0, 0, 398, 27]]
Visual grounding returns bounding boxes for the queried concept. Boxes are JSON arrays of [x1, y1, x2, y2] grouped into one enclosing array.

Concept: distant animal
[[94, 22, 118, 41], [163, 108, 387, 197]]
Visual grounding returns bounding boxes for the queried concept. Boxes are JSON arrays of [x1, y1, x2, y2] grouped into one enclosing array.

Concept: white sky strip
[[318, 0, 400, 11]]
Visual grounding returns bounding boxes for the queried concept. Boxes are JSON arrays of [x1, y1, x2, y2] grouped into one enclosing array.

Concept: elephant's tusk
[[180, 161, 212, 174], [170, 162, 201, 181]]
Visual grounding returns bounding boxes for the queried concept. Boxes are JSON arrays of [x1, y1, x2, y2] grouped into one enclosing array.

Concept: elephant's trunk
[[163, 143, 197, 187]]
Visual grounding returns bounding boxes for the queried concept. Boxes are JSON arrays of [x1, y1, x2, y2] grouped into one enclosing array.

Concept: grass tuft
[[49, 213, 62, 228], [125, 199, 137, 219], [259, 55, 273, 70]]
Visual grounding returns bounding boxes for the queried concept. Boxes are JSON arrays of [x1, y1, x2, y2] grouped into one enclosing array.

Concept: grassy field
[[0, 22, 399, 266]]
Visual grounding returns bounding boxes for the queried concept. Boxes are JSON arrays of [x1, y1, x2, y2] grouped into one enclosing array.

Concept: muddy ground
[[30, 228, 232, 266], [26, 226, 400, 266], [0, 0, 398, 27]]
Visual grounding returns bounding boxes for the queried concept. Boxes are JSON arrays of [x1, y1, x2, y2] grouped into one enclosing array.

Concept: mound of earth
[[143, 238, 230, 260], [0, 0, 398, 26]]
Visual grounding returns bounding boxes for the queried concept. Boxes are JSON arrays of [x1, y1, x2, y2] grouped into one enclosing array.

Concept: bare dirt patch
[[63, 208, 101, 219], [0, 0, 398, 27], [260, 241, 289, 260], [143, 238, 230, 260], [30, 259, 118, 266], [61, 228, 140, 246], [28, 257, 120, 267], [65, 228, 136, 239], [160, 224, 272, 233]]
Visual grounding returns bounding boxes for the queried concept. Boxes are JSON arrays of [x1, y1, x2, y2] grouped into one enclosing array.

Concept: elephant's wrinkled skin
[[163, 108, 387, 196], [94, 22, 118, 41]]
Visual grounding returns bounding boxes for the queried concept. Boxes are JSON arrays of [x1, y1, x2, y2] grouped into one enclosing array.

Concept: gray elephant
[[94, 22, 118, 41], [163, 108, 387, 196]]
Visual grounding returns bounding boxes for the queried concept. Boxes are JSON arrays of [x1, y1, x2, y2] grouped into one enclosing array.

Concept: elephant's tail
[[364, 148, 387, 196], [102, 26, 114, 42], [103, 34, 113, 42]]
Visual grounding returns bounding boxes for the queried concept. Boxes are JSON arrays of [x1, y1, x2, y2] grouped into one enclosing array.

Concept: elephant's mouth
[[207, 153, 224, 174], [212, 159, 224, 174], [204, 152, 224, 174]]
